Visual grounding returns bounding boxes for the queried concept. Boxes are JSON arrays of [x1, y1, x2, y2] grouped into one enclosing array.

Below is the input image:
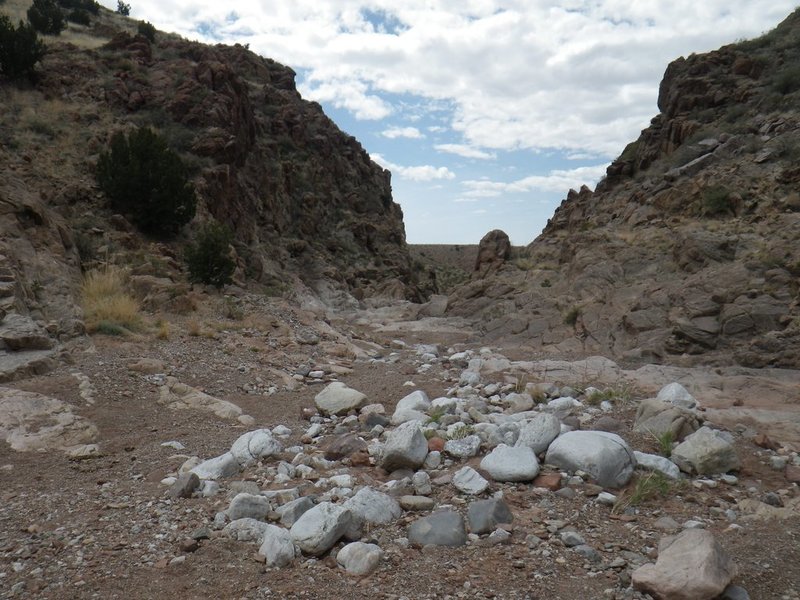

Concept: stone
[[532, 472, 561, 491], [560, 530, 585, 547], [408, 510, 467, 547], [632, 529, 737, 600], [322, 434, 368, 461], [226, 493, 271, 521], [452, 466, 489, 495], [634, 398, 701, 441], [654, 516, 680, 531], [190, 452, 240, 480], [391, 408, 428, 425], [634, 451, 681, 479], [515, 413, 561, 454], [395, 390, 430, 414], [224, 518, 271, 543], [159, 378, 247, 421], [656, 382, 697, 410], [258, 524, 296, 567], [276, 496, 316, 528], [230, 429, 282, 467], [467, 498, 513, 534], [399, 495, 436, 511], [593, 416, 623, 433], [474, 229, 511, 276], [786, 464, 800, 483], [379, 421, 428, 471], [574, 544, 602, 562], [444, 435, 482, 459], [314, 382, 367, 416], [671, 427, 740, 475], [480, 444, 539, 482], [597, 491, 617, 506], [167, 472, 200, 499], [543, 397, 581, 419], [459, 370, 481, 387], [290, 502, 352, 556], [412, 471, 432, 495], [505, 393, 534, 414], [721, 585, 751, 600], [336, 541, 383, 576], [544, 430, 636, 488], [343, 487, 402, 527]]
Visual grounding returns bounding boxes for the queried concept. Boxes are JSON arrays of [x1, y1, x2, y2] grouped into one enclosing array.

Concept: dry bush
[[82, 266, 140, 333]]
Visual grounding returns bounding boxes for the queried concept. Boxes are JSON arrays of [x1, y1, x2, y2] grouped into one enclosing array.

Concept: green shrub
[[97, 127, 196, 238], [116, 1, 131, 16], [57, 0, 100, 14], [0, 17, 46, 81], [67, 9, 90, 25], [774, 65, 800, 95], [27, 0, 65, 35], [137, 20, 155, 41], [701, 185, 732, 216], [185, 222, 235, 288], [563, 305, 581, 326]]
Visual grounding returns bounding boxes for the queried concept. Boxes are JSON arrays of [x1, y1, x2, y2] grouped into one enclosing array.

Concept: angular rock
[[322, 433, 368, 461], [452, 466, 489, 495], [515, 413, 561, 454], [480, 444, 539, 482], [224, 518, 270, 543], [314, 382, 367, 416], [395, 390, 430, 414], [544, 430, 636, 488], [230, 429, 282, 467], [167, 472, 200, 499], [379, 421, 428, 471], [258, 524, 296, 567], [634, 398, 701, 441], [276, 496, 316, 528], [504, 392, 534, 414], [336, 541, 383, 575], [190, 452, 241, 480], [343, 487, 401, 526], [399, 495, 436, 511], [226, 493, 271, 521], [656, 382, 698, 410], [467, 498, 513, 534], [632, 529, 737, 600], [444, 435, 482, 459], [408, 510, 467, 547], [671, 427, 740, 475], [634, 451, 681, 479], [290, 502, 352, 556]]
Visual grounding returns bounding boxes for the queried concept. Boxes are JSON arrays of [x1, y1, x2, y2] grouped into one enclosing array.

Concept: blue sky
[[101, 1, 798, 244]]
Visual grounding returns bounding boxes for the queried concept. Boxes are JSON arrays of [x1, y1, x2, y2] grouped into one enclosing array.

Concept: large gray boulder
[[544, 430, 636, 488], [671, 427, 740, 475], [290, 502, 352, 555], [408, 510, 467, 547], [258, 524, 296, 567], [452, 466, 489, 495], [656, 382, 697, 410], [634, 451, 681, 480], [336, 541, 383, 575], [343, 487, 402, 527], [480, 444, 539, 482], [225, 493, 271, 521], [190, 452, 240, 480], [314, 382, 367, 416], [444, 435, 482, 459], [224, 518, 270, 543], [515, 413, 561, 454], [632, 529, 737, 600], [634, 398, 701, 441], [467, 498, 513, 534], [230, 429, 282, 467], [379, 420, 428, 471]]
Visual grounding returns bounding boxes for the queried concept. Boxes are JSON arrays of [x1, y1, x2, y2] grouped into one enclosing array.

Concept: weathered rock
[[159, 377, 248, 421], [634, 398, 702, 441], [379, 421, 428, 471], [474, 229, 511, 276], [544, 430, 636, 488], [656, 382, 698, 409], [399, 495, 436, 511], [452, 466, 489, 495], [336, 541, 383, 576], [408, 510, 467, 547], [343, 487, 402, 527], [230, 429, 282, 467], [290, 502, 352, 556], [634, 451, 681, 479], [276, 496, 316, 528], [322, 433, 368, 461], [515, 413, 561, 454], [314, 382, 367, 416], [467, 498, 513, 534], [190, 452, 241, 480], [167, 472, 200, 499], [226, 493, 271, 521], [671, 427, 740, 475], [224, 518, 271, 543], [480, 444, 539, 481], [258, 524, 296, 567], [632, 529, 737, 600], [444, 435, 482, 459], [395, 390, 430, 414], [560, 530, 586, 547]]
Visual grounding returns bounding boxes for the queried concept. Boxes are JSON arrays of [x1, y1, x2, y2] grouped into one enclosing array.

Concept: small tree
[[137, 20, 155, 42], [67, 9, 90, 26], [97, 127, 196, 238], [116, 1, 131, 16], [27, 0, 65, 35], [0, 17, 46, 81], [185, 222, 236, 288]]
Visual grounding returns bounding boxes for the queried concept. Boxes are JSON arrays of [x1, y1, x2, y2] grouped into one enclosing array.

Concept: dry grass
[[155, 319, 170, 340], [82, 267, 141, 334]]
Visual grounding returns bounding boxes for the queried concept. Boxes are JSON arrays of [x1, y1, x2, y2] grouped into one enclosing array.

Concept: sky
[[101, 1, 798, 244]]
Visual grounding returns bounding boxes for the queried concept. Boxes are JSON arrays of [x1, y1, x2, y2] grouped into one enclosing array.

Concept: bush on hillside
[[116, 1, 131, 16], [185, 222, 236, 288], [27, 0, 65, 35], [137, 20, 155, 41], [57, 0, 100, 14], [97, 127, 196, 238], [0, 17, 46, 81], [67, 9, 90, 26]]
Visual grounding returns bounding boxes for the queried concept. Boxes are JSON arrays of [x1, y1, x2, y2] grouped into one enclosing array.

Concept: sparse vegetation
[[97, 127, 197, 238], [701, 185, 733, 216], [66, 9, 90, 26], [0, 17, 46, 81], [185, 222, 236, 288], [426, 406, 447, 425], [82, 267, 141, 334], [447, 424, 474, 440], [773, 64, 800, 95], [613, 472, 674, 513], [27, 0, 65, 35], [116, 1, 131, 16], [654, 429, 675, 458], [541, 278, 552, 288], [155, 319, 170, 340], [137, 20, 155, 41], [563, 305, 581, 326]]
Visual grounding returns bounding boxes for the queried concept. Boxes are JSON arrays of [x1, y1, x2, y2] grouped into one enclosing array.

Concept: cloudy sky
[[103, 1, 797, 244]]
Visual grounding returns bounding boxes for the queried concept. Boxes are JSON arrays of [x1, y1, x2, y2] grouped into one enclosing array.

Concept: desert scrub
[[701, 185, 733, 216], [613, 472, 674, 513], [447, 424, 474, 440], [563, 305, 581, 326], [82, 267, 140, 334]]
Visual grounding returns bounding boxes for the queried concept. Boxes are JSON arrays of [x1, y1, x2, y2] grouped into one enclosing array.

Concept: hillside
[[448, 10, 800, 369]]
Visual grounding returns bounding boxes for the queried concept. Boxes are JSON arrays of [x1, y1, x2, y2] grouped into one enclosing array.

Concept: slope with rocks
[[448, 10, 800, 369], [0, 1, 421, 380]]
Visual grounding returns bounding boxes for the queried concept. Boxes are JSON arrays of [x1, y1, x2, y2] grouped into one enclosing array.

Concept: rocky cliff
[[0, 4, 421, 377], [448, 10, 800, 368]]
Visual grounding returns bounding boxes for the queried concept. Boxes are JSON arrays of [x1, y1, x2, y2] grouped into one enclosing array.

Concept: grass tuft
[[613, 472, 673, 514], [82, 267, 140, 334]]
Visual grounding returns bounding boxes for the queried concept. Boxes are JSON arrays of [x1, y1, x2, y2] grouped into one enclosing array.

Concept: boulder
[[276, 496, 316, 528], [632, 529, 737, 600], [452, 466, 489, 495], [290, 502, 352, 556], [314, 382, 367, 416], [544, 430, 636, 488], [224, 518, 270, 543], [634, 398, 702, 441], [444, 435, 482, 459], [379, 421, 428, 471], [515, 413, 561, 454], [480, 444, 539, 482], [408, 510, 467, 547], [258, 524, 296, 567], [395, 390, 430, 413], [225, 493, 271, 521], [671, 427, 740, 475], [343, 487, 401, 527], [322, 433, 368, 461], [656, 382, 698, 410], [167, 472, 200, 499], [190, 452, 241, 480], [467, 498, 514, 534], [336, 541, 383, 575], [230, 429, 282, 467], [633, 451, 681, 479], [474, 229, 511, 276]]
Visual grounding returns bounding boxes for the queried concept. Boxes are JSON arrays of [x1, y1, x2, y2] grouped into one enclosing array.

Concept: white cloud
[[382, 126, 424, 139], [463, 164, 608, 197], [371, 153, 456, 182], [435, 143, 495, 160]]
